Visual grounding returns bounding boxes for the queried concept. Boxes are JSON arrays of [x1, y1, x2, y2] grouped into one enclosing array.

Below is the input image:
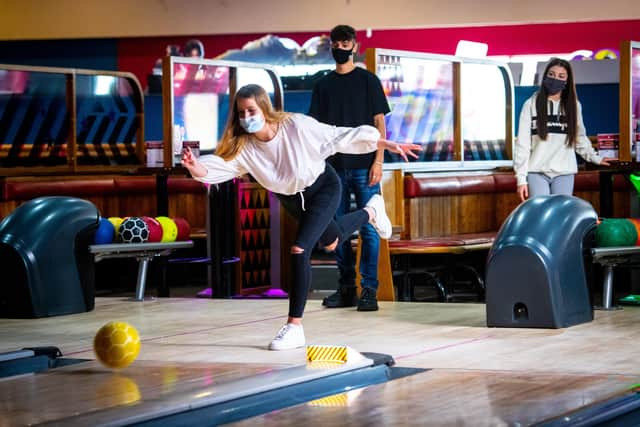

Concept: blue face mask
[[239, 114, 265, 133]]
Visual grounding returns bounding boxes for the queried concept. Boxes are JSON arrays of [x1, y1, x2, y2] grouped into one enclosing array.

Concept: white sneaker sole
[[269, 341, 305, 351], [367, 195, 392, 239]]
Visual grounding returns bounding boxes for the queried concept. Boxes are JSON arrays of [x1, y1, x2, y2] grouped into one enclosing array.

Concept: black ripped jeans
[[276, 164, 369, 318]]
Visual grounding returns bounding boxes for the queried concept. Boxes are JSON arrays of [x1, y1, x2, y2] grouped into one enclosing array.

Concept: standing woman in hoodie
[[181, 84, 420, 350], [514, 57, 613, 202]]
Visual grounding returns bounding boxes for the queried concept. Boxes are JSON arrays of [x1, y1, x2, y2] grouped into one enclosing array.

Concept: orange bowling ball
[[628, 218, 640, 245]]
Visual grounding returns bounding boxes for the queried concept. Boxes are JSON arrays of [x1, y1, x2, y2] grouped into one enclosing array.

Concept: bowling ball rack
[[89, 241, 194, 301], [591, 245, 640, 310]]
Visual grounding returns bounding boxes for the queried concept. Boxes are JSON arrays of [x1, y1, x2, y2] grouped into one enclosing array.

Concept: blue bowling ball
[[94, 217, 115, 244]]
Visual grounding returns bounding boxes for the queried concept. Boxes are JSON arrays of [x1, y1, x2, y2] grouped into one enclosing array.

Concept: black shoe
[[322, 287, 358, 308], [357, 288, 379, 312]]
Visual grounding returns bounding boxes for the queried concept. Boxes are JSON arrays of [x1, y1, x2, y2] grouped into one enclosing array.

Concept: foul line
[[394, 334, 495, 361]]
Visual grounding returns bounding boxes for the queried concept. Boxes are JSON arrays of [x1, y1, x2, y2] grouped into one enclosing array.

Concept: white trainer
[[268, 323, 305, 351], [366, 194, 392, 239]]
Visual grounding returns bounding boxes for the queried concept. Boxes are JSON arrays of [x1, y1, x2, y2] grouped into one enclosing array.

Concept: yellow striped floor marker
[[306, 345, 348, 364]]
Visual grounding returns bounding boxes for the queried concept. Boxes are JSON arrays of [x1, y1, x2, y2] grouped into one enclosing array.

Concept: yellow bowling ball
[[93, 321, 141, 369], [156, 216, 178, 242], [108, 217, 124, 241]]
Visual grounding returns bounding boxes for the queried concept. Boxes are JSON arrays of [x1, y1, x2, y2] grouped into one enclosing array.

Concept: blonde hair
[[216, 84, 291, 160]]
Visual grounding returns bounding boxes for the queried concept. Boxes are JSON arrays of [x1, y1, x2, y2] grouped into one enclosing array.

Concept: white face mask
[[239, 114, 265, 133]]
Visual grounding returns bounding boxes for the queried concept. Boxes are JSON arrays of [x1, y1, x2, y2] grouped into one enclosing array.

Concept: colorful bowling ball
[[595, 218, 638, 247], [93, 321, 141, 369], [94, 217, 115, 244], [173, 217, 191, 241], [156, 216, 178, 242], [142, 216, 163, 243], [118, 217, 149, 244]]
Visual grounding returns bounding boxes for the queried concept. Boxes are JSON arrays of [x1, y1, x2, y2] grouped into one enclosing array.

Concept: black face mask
[[542, 76, 567, 94], [331, 47, 353, 65]]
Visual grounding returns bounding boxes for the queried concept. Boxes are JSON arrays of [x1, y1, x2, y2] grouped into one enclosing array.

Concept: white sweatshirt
[[194, 114, 380, 194], [514, 94, 602, 186]]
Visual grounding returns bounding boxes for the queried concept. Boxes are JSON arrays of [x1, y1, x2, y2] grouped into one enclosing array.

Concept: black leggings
[[276, 164, 369, 318]]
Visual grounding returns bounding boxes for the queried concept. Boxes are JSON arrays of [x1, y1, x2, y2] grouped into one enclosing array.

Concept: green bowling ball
[[595, 218, 638, 247]]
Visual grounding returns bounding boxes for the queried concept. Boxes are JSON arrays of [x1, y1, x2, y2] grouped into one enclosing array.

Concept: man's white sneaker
[[268, 323, 305, 351], [366, 194, 392, 239]]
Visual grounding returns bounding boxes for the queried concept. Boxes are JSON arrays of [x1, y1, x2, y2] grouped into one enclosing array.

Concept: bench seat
[[388, 232, 495, 255]]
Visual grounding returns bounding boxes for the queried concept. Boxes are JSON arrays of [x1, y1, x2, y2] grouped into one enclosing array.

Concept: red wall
[[118, 19, 640, 86], [359, 19, 640, 56]]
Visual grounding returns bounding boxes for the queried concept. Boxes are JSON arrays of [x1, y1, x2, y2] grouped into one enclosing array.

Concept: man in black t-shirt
[[309, 25, 390, 312]]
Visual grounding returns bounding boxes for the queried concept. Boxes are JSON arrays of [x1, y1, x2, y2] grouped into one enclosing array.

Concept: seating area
[[376, 172, 514, 302], [0, 169, 633, 301]]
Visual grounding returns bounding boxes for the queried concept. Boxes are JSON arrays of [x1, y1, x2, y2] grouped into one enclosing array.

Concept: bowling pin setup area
[[1, 191, 640, 426]]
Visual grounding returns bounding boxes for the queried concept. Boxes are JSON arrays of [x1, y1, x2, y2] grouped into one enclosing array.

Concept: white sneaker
[[269, 323, 305, 351], [366, 194, 392, 239]]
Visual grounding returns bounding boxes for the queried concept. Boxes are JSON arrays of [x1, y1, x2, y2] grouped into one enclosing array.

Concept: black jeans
[[276, 164, 369, 318]]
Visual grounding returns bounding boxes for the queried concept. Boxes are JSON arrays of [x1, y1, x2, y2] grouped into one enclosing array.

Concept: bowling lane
[[0, 351, 379, 427], [226, 368, 639, 426], [0, 360, 281, 426]]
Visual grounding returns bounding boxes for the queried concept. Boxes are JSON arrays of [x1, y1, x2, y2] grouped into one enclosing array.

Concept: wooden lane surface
[[1, 298, 640, 373], [0, 360, 282, 427], [1, 298, 640, 425], [227, 369, 638, 427], [0, 298, 309, 366]]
